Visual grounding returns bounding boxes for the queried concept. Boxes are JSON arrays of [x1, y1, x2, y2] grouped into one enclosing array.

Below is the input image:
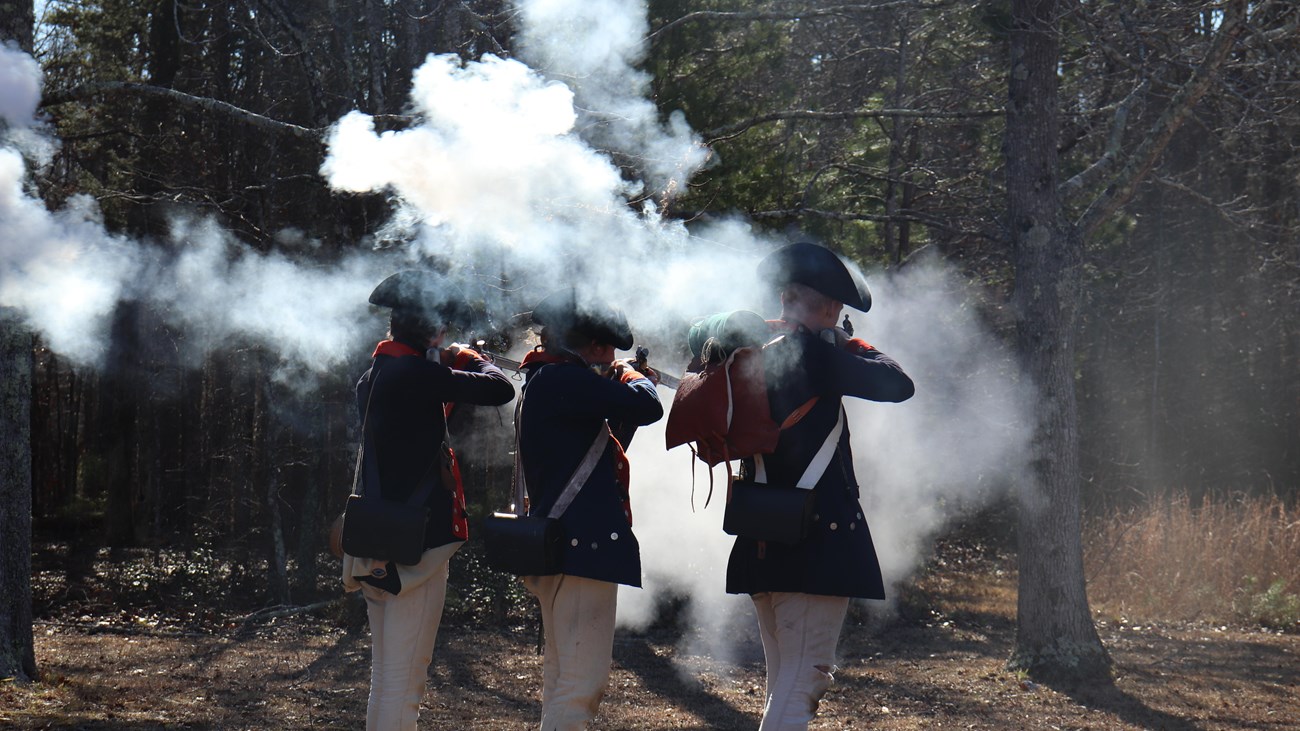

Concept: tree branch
[[1075, 0, 1251, 236], [1152, 174, 1260, 231], [703, 107, 1002, 141], [648, 2, 952, 42], [40, 82, 321, 141], [236, 599, 336, 627], [1059, 80, 1147, 198], [740, 206, 994, 240], [650, 6, 868, 42]]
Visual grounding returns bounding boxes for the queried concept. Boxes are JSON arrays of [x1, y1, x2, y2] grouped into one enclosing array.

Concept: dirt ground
[[5, 545, 1298, 730]]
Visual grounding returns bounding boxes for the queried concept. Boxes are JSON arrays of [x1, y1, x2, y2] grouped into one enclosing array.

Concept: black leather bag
[[723, 480, 816, 544], [481, 513, 563, 576], [341, 494, 430, 566], [722, 406, 845, 545], [484, 387, 611, 576]]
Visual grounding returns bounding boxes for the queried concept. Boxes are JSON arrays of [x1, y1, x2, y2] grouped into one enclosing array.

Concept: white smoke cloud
[[847, 259, 1033, 587], [145, 216, 382, 385], [513, 0, 710, 198], [0, 47, 396, 383], [0, 43, 41, 128], [0, 42, 56, 166], [2, 47, 128, 364], [1, 144, 390, 380], [320, 52, 765, 348], [0, 149, 138, 365], [323, 54, 634, 266]]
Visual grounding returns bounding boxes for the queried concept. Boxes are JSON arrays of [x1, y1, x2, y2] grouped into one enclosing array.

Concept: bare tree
[[1004, 0, 1108, 680], [1005, 0, 1252, 678]]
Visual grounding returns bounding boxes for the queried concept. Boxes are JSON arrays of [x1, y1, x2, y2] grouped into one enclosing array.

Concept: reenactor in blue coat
[[345, 270, 515, 731], [728, 243, 914, 730], [515, 289, 664, 730]]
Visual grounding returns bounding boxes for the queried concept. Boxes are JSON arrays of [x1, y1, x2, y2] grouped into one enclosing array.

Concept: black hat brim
[[369, 269, 471, 325], [757, 242, 872, 312], [531, 289, 634, 350]]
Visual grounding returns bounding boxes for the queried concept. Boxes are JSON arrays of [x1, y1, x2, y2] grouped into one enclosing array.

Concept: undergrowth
[[1084, 491, 1300, 631]]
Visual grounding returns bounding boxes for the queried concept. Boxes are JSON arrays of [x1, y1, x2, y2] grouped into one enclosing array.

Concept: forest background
[[1, 0, 1297, 697]]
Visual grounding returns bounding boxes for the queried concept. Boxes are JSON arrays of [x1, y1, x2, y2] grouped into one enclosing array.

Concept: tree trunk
[[1, 0, 37, 683], [1005, 0, 1109, 680], [882, 11, 910, 266], [101, 302, 143, 546], [364, 0, 387, 113], [0, 309, 36, 681], [254, 355, 290, 604], [266, 468, 290, 604]]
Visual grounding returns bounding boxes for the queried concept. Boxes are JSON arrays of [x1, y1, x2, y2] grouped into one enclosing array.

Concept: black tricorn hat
[[757, 242, 872, 312], [369, 269, 469, 324], [530, 289, 634, 351]]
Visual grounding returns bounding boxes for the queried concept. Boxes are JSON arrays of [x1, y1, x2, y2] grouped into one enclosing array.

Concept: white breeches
[[361, 541, 460, 731], [752, 591, 850, 731], [523, 573, 619, 731]]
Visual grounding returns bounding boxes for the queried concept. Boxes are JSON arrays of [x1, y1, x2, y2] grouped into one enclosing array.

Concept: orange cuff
[[620, 369, 646, 384], [452, 348, 483, 370]]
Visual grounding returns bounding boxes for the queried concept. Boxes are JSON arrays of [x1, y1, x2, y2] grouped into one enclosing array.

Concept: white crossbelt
[[753, 406, 845, 489]]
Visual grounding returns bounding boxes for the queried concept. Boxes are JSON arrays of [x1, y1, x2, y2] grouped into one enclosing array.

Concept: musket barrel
[[483, 351, 681, 390]]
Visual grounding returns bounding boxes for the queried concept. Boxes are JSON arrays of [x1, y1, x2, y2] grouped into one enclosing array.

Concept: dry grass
[[1085, 491, 1300, 629]]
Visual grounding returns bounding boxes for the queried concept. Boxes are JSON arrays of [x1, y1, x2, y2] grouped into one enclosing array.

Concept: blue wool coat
[[356, 340, 515, 550], [725, 328, 914, 600], [519, 361, 663, 587]]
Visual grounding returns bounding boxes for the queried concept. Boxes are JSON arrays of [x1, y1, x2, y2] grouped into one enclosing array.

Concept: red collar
[[767, 319, 802, 334], [520, 346, 579, 370], [372, 339, 424, 358]]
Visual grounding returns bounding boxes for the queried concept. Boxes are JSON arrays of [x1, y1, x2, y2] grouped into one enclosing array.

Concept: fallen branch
[[236, 599, 336, 626]]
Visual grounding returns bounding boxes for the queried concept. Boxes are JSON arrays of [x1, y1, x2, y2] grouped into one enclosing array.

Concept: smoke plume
[[320, 50, 762, 345], [513, 0, 709, 197], [0, 46, 394, 382]]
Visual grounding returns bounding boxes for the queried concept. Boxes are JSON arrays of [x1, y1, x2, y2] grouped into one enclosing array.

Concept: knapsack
[[665, 312, 817, 476]]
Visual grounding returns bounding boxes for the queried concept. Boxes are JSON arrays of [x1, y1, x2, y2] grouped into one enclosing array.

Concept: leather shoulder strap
[[513, 366, 613, 520]]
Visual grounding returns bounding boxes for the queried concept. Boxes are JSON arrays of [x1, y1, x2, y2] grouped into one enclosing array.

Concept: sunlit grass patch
[[1085, 491, 1300, 631]]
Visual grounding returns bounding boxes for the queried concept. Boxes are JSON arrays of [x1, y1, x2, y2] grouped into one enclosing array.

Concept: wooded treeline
[[7, 0, 1298, 672]]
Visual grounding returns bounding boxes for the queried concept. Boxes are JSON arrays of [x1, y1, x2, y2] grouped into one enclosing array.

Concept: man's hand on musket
[[439, 342, 482, 368], [629, 346, 662, 385], [607, 359, 631, 380], [612, 358, 662, 385], [641, 365, 662, 386]]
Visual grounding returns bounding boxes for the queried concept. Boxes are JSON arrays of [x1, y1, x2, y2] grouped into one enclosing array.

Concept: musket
[[481, 346, 682, 390]]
